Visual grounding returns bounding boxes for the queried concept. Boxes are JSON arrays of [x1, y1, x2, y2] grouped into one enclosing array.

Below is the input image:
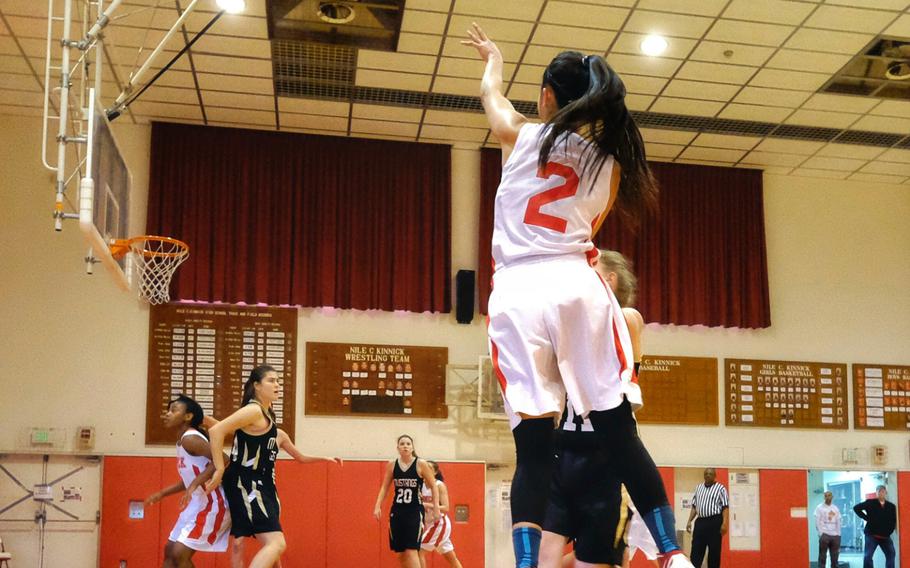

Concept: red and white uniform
[[488, 122, 638, 429], [168, 430, 230, 552], [420, 480, 454, 554]]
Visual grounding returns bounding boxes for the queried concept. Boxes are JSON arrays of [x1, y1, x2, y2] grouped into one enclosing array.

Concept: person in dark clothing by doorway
[[854, 485, 897, 568]]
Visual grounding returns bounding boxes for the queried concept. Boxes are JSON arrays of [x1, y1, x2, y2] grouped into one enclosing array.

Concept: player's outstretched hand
[[461, 22, 502, 63], [144, 492, 162, 507], [326, 456, 344, 466]]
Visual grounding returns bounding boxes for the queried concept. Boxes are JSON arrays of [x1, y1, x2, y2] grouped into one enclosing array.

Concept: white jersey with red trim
[[492, 122, 615, 271], [420, 480, 455, 554], [168, 429, 230, 552]]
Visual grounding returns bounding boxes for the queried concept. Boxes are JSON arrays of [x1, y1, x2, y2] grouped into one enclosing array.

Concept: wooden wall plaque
[[305, 342, 448, 419], [636, 356, 718, 425], [725, 359, 847, 429], [854, 363, 910, 431], [146, 303, 297, 445]]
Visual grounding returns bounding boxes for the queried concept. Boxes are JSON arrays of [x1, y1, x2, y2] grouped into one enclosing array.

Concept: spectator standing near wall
[[815, 490, 842, 568], [854, 485, 896, 568]]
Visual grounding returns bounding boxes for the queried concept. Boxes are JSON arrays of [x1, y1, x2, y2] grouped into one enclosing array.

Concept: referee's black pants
[[691, 514, 723, 568]]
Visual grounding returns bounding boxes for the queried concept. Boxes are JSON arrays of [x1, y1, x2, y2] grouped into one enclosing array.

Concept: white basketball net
[[128, 237, 190, 305]]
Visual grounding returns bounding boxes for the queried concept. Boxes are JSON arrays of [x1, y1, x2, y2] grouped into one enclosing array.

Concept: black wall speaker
[[455, 270, 476, 324]]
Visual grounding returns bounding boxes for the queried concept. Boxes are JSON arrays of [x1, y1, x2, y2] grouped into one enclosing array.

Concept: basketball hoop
[[111, 236, 190, 305]]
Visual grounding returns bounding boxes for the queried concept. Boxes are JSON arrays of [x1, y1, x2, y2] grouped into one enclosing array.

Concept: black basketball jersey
[[228, 403, 279, 485], [391, 458, 423, 513]]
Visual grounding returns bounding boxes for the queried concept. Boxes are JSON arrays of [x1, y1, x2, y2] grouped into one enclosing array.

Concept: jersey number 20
[[395, 488, 413, 504], [523, 162, 580, 234]]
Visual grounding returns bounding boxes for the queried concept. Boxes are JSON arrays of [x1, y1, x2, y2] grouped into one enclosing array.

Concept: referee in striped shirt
[[685, 468, 729, 568]]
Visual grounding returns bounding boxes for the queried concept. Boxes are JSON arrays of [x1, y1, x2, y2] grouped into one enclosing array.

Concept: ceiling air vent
[[267, 0, 405, 51], [821, 36, 910, 100]]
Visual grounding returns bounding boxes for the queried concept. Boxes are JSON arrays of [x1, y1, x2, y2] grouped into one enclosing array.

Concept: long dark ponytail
[[539, 51, 658, 226], [242, 364, 278, 424], [171, 394, 209, 439]]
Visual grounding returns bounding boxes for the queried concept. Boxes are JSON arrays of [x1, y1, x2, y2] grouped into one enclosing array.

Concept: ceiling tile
[[141, 85, 200, 105], [859, 161, 910, 176], [662, 80, 741, 102], [202, 15, 269, 40], [448, 15, 536, 43], [506, 82, 543, 101], [675, 158, 735, 167], [885, 14, 910, 36], [676, 61, 757, 85], [408, 0, 454, 12], [147, 69, 197, 89], [804, 5, 897, 33], [784, 109, 859, 129], [740, 151, 808, 167], [689, 42, 775, 67], [826, 0, 908, 10], [851, 115, 910, 135], [402, 10, 450, 35], [765, 50, 852, 74], [609, 33, 698, 59], [207, 107, 276, 126], [0, 73, 40, 92], [203, 91, 274, 111], [754, 138, 825, 155], [540, 2, 629, 29], [512, 63, 546, 84], [424, 109, 490, 128], [802, 93, 881, 114], [195, 74, 274, 95], [606, 53, 683, 78], [439, 57, 516, 80], [192, 55, 272, 77], [612, 76, 665, 98], [706, 20, 794, 47], [352, 104, 424, 122], [679, 146, 747, 162], [848, 172, 907, 185], [127, 102, 203, 121], [815, 143, 885, 160], [397, 33, 444, 56], [420, 124, 488, 142], [784, 28, 874, 55], [718, 104, 793, 123], [801, 155, 867, 171], [0, 0, 47, 17], [623, 10, 715, 39], [193, 36, 271, 59], [645, 142, 685, 158], [0, 54, 32, 75], [0, 89, 40, 106], [692, 133, 763, 150], [721, 0, 815, 26], [442, 36, 524, 62], [356, 69, 432, 91], [649, 97, 724, 117], [432, 75, 480, 96], [359, 51, 438, 74], [636, 0, 729, 16], [752, 166, 793, 175], [453, 0, 544, 20], [531, 24, 617, 51], [640, 128, 697, 144], [350, 118, 419, 137], [749, 68, 829, 91], [277, 97, 349, 116], [733, 86, 810, 108], [868, 100, 910, 119], [280, 113, 348, 131], [789, 168, 849, 180], [878, 149, 910, 164], [625, 93, 655, 111]]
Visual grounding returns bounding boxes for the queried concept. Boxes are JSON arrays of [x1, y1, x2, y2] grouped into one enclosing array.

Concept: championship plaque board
[[146, 303, 297, 444], [725, 359, 847, 429], [854, 363, 910, 431], [636, 356, 718, 425], [305, 342, 448, 419]]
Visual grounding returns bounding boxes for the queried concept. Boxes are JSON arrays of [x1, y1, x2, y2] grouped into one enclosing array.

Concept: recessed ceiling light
[[216, 0, 245, 13], [640, 35, 668, 57]]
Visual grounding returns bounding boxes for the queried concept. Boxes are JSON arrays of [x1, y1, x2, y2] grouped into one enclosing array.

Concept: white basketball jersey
[[177, 430, 213, 501], [492, 122, 615, 270]]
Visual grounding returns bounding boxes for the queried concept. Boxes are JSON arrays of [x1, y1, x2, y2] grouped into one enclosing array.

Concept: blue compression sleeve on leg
[[512, 526, 542, 568], [641, 504, 681, 554]]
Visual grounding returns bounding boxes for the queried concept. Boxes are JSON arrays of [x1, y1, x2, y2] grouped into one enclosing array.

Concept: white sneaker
[[660, 551, 696, 568]]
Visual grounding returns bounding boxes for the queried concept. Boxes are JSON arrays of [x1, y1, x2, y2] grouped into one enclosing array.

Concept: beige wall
[[2, 115, 910, 565]]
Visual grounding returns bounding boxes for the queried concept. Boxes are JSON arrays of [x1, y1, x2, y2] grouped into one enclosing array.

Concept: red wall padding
[[101, 457, 484, 567], [899, 471, 910, 568]]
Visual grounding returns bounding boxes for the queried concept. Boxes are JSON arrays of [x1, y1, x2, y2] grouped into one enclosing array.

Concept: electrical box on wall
[[872, 445, 888, 466], [76, 426, 95, 451]]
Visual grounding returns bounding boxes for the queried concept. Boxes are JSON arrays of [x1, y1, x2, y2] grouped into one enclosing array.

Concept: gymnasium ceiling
[[2, 0, 910, 184]]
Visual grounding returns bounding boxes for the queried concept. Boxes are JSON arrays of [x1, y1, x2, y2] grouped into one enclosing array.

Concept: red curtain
[[146, 122, 451, 312], [477, 150, 770, 328]]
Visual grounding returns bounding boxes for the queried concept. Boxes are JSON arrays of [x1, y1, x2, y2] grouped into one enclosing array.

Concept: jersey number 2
[[523, 162, 580, 233]]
